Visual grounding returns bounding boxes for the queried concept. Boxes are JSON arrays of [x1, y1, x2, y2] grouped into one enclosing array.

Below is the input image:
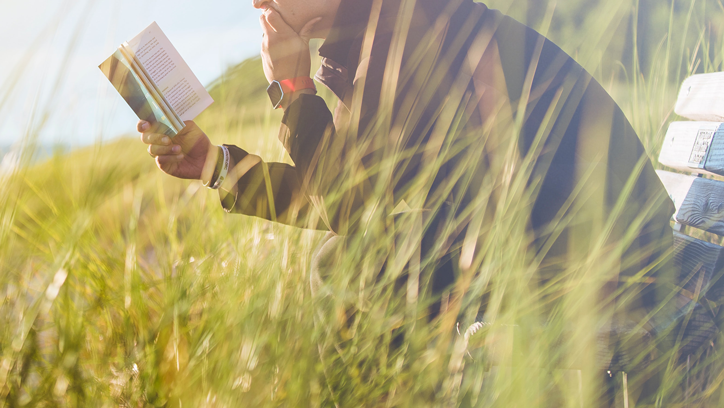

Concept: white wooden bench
[[653, 72, 724, 395]]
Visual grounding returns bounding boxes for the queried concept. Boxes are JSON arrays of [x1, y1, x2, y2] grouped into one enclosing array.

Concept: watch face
[[266, 81, 284, 109]]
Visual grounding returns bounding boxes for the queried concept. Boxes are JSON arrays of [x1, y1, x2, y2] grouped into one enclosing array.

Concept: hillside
[[2, 6, 724, 405], [0, 55, 326, 405]]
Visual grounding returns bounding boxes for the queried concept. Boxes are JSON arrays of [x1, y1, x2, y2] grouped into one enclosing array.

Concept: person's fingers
[[149, 143, 181, 156], [263, 9, 294, 36], [157, 153, 184, 167], [141, 132, 172, 146], [299, 17, 322, 42], [137, 120, 149, 133], [260, 15, 273, 54], [260, 13, 275, 35]]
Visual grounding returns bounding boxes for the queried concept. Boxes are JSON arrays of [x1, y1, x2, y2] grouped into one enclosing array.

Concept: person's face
[[252, 0, 340, 38]]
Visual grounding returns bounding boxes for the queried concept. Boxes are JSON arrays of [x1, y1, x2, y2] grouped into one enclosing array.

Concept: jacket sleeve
[[220, 94, 368, 234], [218, 143, 327, 231], [276, 94, 371, 235]]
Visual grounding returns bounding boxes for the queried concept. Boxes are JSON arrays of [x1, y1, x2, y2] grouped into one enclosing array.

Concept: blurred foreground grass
[[3, 1, 724, 406]]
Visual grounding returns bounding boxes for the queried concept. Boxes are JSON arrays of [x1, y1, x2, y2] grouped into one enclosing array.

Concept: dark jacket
[[221, 0, 674, 303]]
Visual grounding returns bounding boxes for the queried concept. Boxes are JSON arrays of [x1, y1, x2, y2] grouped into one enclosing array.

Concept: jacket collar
[[314, 0, 373, 106], [318, 0, 373, 71], [314, 0, 470, 107]]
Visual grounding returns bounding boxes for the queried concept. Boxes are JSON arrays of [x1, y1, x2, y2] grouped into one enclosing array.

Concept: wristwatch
[[266, 77, 317, 109]]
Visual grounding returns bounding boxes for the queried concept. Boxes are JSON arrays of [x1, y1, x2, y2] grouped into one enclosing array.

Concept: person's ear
[[299, 17, 323, 42]]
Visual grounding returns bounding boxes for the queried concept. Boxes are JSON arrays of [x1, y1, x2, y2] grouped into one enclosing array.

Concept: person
[[138, 0, 676, 403]]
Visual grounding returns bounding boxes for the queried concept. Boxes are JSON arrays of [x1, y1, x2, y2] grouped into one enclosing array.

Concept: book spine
[[118, 44, 185, 133]]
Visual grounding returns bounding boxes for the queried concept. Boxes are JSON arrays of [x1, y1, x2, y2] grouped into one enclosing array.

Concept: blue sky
[[0, 0, 264, 147]]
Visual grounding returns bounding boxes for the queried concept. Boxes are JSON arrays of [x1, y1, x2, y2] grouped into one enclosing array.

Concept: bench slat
[[657, 170, 724, 236], [658, 121, 724, 176], [675, 72, 724, 122]]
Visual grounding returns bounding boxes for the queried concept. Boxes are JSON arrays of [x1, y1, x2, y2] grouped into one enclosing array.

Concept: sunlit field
[[2, 0, 724, 406]]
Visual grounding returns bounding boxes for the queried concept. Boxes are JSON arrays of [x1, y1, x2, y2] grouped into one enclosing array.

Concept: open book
[[99, 22, 214, 137]]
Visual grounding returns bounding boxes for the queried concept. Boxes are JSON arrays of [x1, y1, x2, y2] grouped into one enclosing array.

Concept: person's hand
[[260, 9, 321, 84], [138, 120, 215, 180]]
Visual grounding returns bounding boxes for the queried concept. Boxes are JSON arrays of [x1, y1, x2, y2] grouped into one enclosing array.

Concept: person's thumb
[[178, 121, 197, 138], [176, 120, 201, 144], [299, 17, 323, 42]]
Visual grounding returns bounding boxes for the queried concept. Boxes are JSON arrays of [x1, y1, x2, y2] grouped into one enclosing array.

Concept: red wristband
[[279, 77, 316, 94]]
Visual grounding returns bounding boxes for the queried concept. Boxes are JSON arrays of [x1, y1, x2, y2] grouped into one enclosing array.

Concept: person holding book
[[139, 0, 676, 403]]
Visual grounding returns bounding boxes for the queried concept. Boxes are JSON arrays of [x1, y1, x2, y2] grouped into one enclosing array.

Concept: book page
[[124, 22, 213, 121]]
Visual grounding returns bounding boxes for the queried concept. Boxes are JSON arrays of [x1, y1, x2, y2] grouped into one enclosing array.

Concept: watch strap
[[267, 77, 316, 110], [278, 77, 316, 94]]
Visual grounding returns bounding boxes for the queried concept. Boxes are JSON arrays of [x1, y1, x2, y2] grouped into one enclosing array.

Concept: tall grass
[[2, 0, 724, 406]]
